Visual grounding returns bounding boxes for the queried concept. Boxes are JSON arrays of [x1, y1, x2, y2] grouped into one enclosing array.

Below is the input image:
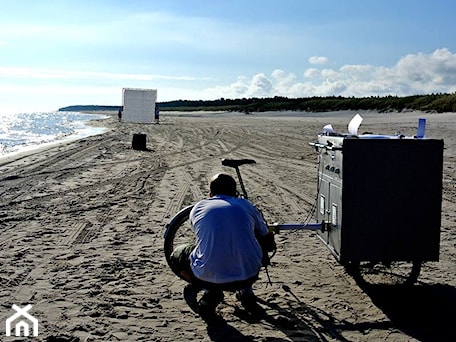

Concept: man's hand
[[256, 231, 276, 266], [257, 231, 276, 252]]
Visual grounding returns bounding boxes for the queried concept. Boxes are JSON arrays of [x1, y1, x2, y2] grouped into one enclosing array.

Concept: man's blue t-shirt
[[189, 195, 269, 284]]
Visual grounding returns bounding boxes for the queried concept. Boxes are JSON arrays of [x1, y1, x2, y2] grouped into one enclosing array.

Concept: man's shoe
[[198, 290, 224, 317], [235, 288, 257, 310], [183, 284, 201, 314]]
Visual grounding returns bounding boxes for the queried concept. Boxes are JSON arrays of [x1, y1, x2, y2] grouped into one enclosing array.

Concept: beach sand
[[0, 110, 455, 341]]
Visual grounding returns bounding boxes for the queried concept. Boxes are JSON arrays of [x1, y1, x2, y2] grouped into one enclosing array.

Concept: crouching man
[[169, 173, 275, 316]]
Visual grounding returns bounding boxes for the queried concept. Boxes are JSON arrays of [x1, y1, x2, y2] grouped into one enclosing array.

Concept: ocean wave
[[0, 111, 108, 156]]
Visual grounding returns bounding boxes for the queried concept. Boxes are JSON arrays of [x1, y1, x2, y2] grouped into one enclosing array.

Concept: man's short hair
[[210, 173, 237, 196]]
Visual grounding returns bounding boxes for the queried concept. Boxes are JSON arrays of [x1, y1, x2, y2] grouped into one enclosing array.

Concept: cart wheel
[[164, 205, 195, 281], [347, 260, 422, 286]]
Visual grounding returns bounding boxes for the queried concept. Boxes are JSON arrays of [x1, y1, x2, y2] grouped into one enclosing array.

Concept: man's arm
[[256, 230, 276, 252], [248, 201, 277, 265]]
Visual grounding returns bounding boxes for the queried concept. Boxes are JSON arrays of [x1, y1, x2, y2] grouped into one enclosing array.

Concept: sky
[[1, 0, 456, 114]]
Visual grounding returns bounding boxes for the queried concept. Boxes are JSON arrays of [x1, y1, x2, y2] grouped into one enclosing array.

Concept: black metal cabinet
[[316, 135, 443, 264]]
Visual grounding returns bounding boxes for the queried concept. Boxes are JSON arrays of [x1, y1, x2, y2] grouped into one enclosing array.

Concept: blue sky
[[1, 0, 455, 114]]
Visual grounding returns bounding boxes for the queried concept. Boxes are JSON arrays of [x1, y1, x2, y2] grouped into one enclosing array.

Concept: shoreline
[[0, 114, 111, 165], [1, 108, 453, 172]]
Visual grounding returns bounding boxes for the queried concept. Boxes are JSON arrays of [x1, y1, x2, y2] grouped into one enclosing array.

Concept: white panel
[[122, 88, 157, 123], [331, 203, 338, 226], [319, 194, 325, 215]]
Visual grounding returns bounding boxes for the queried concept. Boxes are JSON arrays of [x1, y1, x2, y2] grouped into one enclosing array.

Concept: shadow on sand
[[358, 281, 456, 341], [199, 285, 364, 342], [203, 300, 324, 342], [189, 281, 456, 341]]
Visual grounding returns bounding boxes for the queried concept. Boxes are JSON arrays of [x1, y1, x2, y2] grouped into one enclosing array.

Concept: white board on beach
[[122, 88, 157, 123]]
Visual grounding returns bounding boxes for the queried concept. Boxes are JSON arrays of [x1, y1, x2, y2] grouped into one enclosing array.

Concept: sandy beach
[[0, 110, 455, 341]]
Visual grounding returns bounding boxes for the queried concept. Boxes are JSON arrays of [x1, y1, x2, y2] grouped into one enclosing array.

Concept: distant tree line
[[59, 93, 456, 113]]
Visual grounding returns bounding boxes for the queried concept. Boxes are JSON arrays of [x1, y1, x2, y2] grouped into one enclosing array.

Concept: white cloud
[[207, 48, 456, 99], [203, 74, 275, 99], [250, 73, 274, 96], [308, 56, 328, 65], [395, 48, 456, 86], [304, 68, 320, 79], [271, 69, 297, 95]]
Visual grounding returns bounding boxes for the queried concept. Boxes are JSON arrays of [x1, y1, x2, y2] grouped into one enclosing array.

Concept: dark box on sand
[[315, 135, 443, 263], [132, 133, 147, 151]]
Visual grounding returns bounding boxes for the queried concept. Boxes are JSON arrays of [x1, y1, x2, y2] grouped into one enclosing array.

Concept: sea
[[0, 111, 109, 157]]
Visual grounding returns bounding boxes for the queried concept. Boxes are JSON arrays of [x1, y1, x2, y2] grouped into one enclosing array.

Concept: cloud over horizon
[[1, 48, 456, 114], [204, 48, 456, 100]]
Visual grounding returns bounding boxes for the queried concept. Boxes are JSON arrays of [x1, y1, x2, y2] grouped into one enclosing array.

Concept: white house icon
[[5, 304, 39, 337]]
